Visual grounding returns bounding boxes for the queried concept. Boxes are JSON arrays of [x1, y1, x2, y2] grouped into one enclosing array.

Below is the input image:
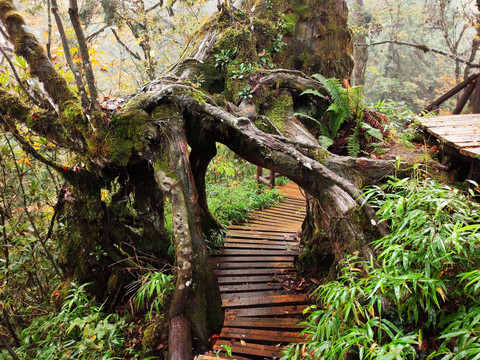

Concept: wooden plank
[[247, 215, 302, 224], [225, 305, 309, 317], [226, 233, 298, 241], [196, 355, 251, 360], [228, 228, 300, 235], [213, 340, 284, 358], [215, 268, 292, 276], [461, 147, 480, 157], [217, 275, 287, 284], [426, 126, 480, 135], [212, 262, 294, 269], [217, 249, 299, 256], [219, 282, 284, 292], [251, 208, 306, 218], [228, 225, 299, 232], [223, 316, 306, 329], [421, 119, 480, 127], [221, 290, 289, 300], [224, 242, 299, 250], [222, 294, 308, 307], [247, 218, 302, 227], [219, 327, 306, 343], [211, 256, 295, 263]]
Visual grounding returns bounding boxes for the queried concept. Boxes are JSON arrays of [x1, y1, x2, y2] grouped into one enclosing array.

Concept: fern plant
[[296, 74, 351, 142]]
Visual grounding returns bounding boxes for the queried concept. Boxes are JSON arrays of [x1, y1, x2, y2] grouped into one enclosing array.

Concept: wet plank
[[213, 340, 284, 358], [222, 294, 308, 307], [419, 114, 480, 158], [219, 283, 284, 292], [225, 304, 309, 317], [223, 316, 306, 329], [219, 327, 307, 343], [212, 262, 294, 269]]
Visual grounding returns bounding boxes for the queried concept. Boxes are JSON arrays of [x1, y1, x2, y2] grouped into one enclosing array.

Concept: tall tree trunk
[[352, 0, 369, 86]]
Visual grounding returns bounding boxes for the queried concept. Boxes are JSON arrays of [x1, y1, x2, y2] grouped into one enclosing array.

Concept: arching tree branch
[[356, 40, 480, 68]]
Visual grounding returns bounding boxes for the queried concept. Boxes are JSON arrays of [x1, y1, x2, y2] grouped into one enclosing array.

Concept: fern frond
[[311, 74, 350, 138], [300, 88, 326, 99], [347, 133, 360, 157], [294, 112, 332, 138]]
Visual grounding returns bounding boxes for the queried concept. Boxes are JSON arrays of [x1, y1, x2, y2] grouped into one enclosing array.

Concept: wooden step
[[219, 283, 284, 292], [211, 255, 295, 263], [213, 340, 284, 358], [222, 293, 308, 307], [224, 316, 306, 329], [225, 304, 309, 317], [219, 327, 307, 343], [212, 262, 294, 269], [217, 275, 288, 284]]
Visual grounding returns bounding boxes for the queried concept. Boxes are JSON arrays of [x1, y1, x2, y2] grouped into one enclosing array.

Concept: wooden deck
[[419, 113, 480, 158], [197, 182, 309, 360]]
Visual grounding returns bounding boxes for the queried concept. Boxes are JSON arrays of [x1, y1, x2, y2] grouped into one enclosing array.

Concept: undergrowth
[[16, 283, 125, 360], [283, 170, 480, 359], [207, 179, 283, 228]]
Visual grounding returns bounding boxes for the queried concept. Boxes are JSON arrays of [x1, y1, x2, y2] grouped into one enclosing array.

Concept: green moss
[[252, 18, 276, 51], [282, 13, 298, 36], [154, 155, 176, 181], [143, 316, 168, 351], [0, 89, 30, 119], [264, 93, 293, 133], [310, 147, 330, 164], [291, 0, 309, 18], [213, 27, 252, 56], [104, 108, 150, 166]]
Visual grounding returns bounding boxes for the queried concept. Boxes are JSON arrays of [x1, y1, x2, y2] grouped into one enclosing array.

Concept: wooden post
[[255, 166, 263, 183], [269, 170, 276, 189], [473, 78, 480, 113], [453, 82, 475, 114], [422, 73, 479, 113]]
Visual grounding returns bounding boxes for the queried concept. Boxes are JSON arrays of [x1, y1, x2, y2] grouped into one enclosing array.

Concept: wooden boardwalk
[[419, 114, 480, 158], [197, 182, 309, 359]]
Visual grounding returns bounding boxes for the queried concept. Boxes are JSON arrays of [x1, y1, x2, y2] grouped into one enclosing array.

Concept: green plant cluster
[[284, 172, 480, 359], [16, 283, 125, 360], [296, 74, 385, 156], [130, 272, 174, 321], [207, 178, 283, 228]]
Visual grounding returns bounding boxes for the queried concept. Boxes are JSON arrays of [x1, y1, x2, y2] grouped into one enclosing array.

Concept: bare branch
[[46, 0, 52, 60], [50, 0, 89, 107], [69, 0, 100, 108], [356, 40, 480, 68], [86, 24, 109, 42], [111, 28, 142, 61]]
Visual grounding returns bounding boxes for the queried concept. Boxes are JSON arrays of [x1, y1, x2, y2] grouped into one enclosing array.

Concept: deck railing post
[[453, 82, 475, 114], [269, 170, 276, 189], [473, 78, 480, 113], [255, 166, 263, 183]]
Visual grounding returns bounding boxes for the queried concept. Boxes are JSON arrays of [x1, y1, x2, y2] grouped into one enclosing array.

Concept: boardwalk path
[[419, 114, 480, 158], [197, 182, 309, 359]]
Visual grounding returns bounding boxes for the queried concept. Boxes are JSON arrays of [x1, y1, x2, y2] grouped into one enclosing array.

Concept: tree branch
[[111, 28, 142, 61], [50, 0, 89, 108], [0, 0, 88, 138], [68, 0, 100, 109], [193, 100, 390, 237], [356, 40, 480, 68]]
